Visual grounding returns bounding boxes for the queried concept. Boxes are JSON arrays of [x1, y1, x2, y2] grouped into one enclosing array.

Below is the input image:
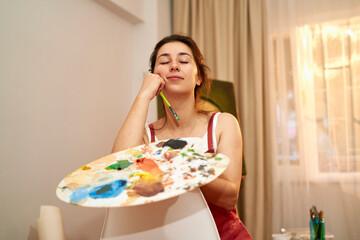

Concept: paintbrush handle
[[159, 92, 180, 120], [159, 92, 170, 107]]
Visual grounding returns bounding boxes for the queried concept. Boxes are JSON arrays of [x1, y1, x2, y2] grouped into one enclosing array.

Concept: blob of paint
[[136, 158, 162, 175], [70, 185, 91, 204], [89, 179, 127, 199], [105, 160, 132, 170], [133, 181, 164, 197], [163, 139, 187, 149]]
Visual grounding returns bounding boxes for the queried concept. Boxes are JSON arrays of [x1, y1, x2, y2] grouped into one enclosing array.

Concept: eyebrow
[[157, 52, 192, 59]]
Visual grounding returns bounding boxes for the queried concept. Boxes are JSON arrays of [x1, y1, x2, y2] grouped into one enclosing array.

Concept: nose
[[170, 62, 179, 72]]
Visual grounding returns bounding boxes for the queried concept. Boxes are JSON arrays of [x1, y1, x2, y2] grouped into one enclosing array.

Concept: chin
[[163, 85, 195, 95]]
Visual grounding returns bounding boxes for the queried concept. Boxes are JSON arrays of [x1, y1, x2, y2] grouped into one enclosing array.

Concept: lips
[[167, 75, 184, 80]]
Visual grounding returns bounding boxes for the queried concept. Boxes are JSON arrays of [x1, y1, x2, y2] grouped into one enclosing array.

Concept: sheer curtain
[[267, 0, 360, 239]]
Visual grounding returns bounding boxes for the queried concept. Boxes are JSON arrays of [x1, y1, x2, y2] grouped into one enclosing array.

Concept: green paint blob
[[106, 160, 133, 170], [96, 184, 111, 195]]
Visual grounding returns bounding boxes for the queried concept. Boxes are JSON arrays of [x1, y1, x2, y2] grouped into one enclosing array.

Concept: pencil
[[159, 92, 180, 120]]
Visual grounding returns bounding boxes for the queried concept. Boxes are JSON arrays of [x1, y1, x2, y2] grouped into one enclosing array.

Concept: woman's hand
[[137, 73, 166, 101], [112, 73, 165, 153]]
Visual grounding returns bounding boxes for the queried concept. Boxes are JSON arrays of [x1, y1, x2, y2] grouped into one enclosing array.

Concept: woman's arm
[[200, 113, 243, 210], [112, 73, 165, 153]]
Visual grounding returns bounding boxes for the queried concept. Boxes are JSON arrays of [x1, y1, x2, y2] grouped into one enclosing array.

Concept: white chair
[[100, 188, 220, 240]]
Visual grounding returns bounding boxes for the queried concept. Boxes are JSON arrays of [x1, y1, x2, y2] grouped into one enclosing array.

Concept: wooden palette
[[56, 138, 229, 207]]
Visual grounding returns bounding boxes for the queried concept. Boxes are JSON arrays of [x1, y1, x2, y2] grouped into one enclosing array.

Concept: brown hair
[[149, 34, 212, 109]]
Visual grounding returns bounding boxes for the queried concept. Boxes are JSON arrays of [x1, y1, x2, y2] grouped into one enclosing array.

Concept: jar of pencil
[[309, 206, 325, 240]]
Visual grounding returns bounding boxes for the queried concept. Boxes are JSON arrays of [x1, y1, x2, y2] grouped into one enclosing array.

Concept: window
[[272, 16, 360, 175]]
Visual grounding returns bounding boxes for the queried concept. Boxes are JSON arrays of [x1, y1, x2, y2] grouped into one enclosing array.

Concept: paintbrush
[[159, 92, 180, 120]]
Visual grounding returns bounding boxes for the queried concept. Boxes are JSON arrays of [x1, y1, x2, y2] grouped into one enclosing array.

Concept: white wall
[[0, 0, 171, 239]]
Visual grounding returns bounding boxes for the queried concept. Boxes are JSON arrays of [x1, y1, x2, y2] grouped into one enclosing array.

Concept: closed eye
[[160, 62, 170, 65], [180, 61, 188, 64]]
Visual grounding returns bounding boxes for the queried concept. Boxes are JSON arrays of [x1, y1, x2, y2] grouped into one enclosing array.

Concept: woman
[[112, 34, 252, 240]]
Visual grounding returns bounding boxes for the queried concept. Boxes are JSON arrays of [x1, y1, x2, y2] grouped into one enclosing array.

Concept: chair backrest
[[100, 188, 220, 240]]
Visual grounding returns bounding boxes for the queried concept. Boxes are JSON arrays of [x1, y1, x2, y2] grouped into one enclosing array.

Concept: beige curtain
[[173, 0, 235, 84], [173, 1, 275, 239]]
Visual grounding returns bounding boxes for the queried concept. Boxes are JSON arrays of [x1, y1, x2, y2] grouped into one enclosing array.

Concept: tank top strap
[[148, 123, 156, 143], [205, 112, 218, 153]]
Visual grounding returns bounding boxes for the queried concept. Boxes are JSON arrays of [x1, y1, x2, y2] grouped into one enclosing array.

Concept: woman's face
[[154, 41, 201, 95]]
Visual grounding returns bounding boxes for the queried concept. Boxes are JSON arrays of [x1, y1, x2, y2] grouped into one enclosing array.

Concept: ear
[[196, 75, 202, 86]]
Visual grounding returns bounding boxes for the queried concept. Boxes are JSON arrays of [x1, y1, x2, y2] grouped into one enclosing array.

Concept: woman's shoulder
[[216, 112, 238, 123], [216, 113, 242, 145], [216, 112, 240, 131]]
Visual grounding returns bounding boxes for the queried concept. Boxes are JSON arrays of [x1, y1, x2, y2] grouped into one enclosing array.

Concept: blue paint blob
[[89, 179, 127, 199], [70, 185, 91, 204]]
